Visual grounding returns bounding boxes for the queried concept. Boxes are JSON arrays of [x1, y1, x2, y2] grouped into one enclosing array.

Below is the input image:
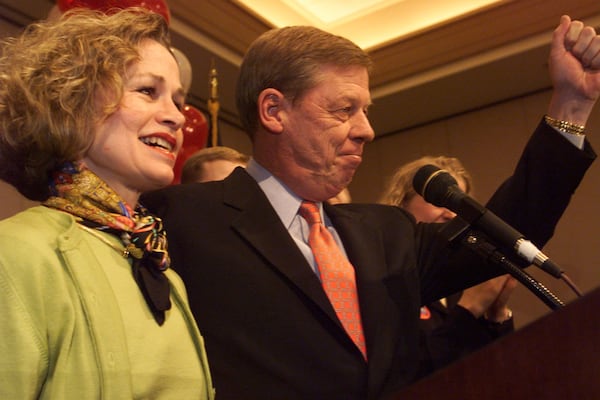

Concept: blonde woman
[[380, 156, 517, 376]]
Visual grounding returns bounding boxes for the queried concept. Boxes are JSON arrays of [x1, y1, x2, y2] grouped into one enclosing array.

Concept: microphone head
[[412, 164, 460, 208]]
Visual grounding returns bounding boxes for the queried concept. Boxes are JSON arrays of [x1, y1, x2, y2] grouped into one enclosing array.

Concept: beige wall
[[3, 88, 598, 330]]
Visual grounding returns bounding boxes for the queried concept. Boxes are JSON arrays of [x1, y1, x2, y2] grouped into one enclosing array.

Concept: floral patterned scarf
[[43, 162, 171, 325]]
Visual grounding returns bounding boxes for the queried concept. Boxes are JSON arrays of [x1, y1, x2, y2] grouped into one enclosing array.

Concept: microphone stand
[[440, 218, 564, 311], [463, 233, 564, 310]]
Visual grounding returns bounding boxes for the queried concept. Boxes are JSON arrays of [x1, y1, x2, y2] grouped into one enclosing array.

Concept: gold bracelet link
[[544, 115, 585, 136]]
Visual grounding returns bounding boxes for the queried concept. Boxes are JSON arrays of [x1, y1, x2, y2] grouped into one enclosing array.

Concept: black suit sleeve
[[420, 304, 513, 375]]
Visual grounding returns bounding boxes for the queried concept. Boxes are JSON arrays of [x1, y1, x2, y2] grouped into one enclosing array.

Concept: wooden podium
[[388, 287, 600, 399]]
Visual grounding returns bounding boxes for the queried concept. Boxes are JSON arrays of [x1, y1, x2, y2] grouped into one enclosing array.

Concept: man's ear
[[258, 88, 285, 134]]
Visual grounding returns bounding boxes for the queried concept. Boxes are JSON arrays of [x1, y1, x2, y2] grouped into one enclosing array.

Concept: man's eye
[[333, 106, 351, 115]]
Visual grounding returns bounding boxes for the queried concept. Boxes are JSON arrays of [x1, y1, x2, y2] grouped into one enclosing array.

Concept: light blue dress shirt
[[245, 159, 350, 279]]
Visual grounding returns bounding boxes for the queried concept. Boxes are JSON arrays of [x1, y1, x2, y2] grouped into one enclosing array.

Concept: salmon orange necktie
[[299, 201, 367, 360]]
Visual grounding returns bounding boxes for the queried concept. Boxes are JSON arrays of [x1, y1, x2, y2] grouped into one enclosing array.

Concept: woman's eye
[[138, 86, 156, 96]]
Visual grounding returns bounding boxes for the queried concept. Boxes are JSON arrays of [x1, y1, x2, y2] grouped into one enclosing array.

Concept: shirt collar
[[246, 159, 324, 229]]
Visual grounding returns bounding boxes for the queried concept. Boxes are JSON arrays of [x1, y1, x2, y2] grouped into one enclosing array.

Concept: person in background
[[379, 155, 518, 376], [0, 9, 214, 399], [142, 15, 598, 400], [181, 145, 249, 183]]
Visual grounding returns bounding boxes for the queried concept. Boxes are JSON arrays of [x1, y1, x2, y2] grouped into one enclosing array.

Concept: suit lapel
[[325, 204, 402, 389], [222, 169, 340, 326], [221, 170, 401, 381]]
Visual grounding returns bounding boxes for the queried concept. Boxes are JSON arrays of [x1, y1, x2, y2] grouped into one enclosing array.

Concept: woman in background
[[379, 156, 517, 377]]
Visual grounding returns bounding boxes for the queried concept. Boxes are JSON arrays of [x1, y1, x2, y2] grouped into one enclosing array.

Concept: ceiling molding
[[4, 0, 600, 137], [170, 16, 243, 67], [368, 0, 600, 89], [167, 0, 600, 94], [167, 0, 272, 57]]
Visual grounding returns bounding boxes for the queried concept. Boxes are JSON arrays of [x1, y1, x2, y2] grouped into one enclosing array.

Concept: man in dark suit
[[143, 16, 599, 399]]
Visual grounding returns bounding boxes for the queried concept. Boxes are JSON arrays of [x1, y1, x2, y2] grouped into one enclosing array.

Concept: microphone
[[413, 164, 563, 278]]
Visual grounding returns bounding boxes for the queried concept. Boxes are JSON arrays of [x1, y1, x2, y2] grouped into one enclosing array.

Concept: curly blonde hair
[[379, 156, 473, 207], [0, 8, 172, 200]]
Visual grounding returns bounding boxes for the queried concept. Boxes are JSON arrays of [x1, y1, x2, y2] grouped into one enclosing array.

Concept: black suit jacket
[[417, 292, 514, 378], [142, 121, 594, 400]]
